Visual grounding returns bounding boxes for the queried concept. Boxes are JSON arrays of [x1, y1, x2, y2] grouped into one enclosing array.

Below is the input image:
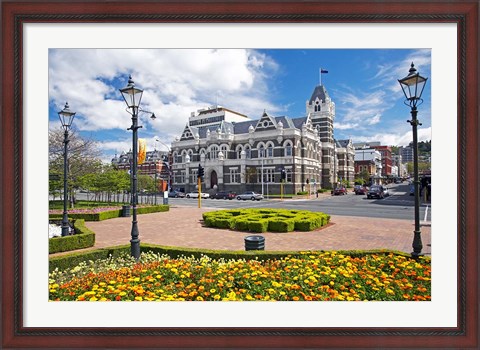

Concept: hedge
[[203, 209, 330, 233], [49, 243, 424, 274], [49, 205, 169, 221], [49, 219, 95, 254]]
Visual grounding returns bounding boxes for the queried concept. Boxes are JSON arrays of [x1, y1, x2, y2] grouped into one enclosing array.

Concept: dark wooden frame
[[2, 1, 478, 348]]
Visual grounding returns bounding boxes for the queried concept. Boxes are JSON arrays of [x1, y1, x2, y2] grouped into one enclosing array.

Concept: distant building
[[371, 145, 393, 178], [354, 148, 382, 184], [400, 146, 414, 163], [112, 149, 171, 191]]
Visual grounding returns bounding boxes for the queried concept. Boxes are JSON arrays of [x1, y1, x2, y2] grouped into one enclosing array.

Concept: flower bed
[[203, 209, 330, 233], [49, 251, 431, 301]]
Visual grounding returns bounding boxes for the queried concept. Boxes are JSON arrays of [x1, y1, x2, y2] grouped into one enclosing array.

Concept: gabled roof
[[254, 111, 278, 131], [179, 124, 195, 141]]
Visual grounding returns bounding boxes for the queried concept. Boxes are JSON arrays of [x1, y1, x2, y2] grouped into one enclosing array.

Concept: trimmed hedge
[[49, 219, 95, 254], [49, 205, 169, 221], [202, 209, 330, 233], [49, 243, 425, 274]]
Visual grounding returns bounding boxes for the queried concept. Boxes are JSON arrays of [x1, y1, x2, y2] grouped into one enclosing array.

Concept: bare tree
[[49, 128, 103, 207]]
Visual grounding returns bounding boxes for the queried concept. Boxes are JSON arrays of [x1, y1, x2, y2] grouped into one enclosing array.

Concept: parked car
[[354, 185, 368, 195], [367, 185, 388, 199], [168, 190, 185, 198], [332, 187, 348, 195], [185, 191, 209, 199], [211, 191, 236, 200], [236, 191, 264, 201]]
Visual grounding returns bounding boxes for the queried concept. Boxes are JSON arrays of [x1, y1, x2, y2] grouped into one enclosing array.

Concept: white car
[[185, 191, 209, 199]]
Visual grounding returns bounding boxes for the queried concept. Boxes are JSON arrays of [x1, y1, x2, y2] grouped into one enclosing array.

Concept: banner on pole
[[138, 139, 146, 165]]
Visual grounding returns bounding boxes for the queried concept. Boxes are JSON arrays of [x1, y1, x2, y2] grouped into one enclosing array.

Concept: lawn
[[49, 251, 431, 301]]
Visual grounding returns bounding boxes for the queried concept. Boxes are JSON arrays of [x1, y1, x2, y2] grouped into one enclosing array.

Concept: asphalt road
[[163, 183, 431, 221]]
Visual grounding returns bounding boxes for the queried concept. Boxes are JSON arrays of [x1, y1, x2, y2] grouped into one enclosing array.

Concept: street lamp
[[398, 62, 428, 258], [120, 75, 144, 259], [58, 102, 76, 237]]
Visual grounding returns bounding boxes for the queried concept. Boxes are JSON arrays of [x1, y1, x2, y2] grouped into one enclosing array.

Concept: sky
[[48, 49, 431, 162]]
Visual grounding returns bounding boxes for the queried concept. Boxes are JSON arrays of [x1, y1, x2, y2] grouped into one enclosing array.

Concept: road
[[162, 183, 431, 221]]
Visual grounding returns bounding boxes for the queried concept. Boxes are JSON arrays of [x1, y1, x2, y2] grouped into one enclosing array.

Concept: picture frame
[[2, 0, 478, 348]]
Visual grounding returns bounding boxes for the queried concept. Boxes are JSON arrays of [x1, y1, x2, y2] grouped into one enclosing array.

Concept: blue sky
[[49, 49, 431, 162]]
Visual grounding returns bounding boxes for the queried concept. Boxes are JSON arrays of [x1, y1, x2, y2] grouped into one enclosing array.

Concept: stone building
[[168, 83, 355, 195]]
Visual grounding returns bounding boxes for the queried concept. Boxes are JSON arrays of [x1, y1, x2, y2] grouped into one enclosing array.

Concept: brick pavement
[[77, 205, 431, 256]]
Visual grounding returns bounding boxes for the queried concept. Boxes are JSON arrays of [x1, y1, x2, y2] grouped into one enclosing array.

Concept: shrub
[[268, 219, 295, 232], [49, 205, 169, 221], [247, 220, 269, 233], [49, 219, 95, 254], [203, 209, 329, 233], [296, 191, 308, 195]]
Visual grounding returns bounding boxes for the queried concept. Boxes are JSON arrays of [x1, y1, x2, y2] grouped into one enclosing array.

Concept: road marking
[[424, 205, 429, 222]]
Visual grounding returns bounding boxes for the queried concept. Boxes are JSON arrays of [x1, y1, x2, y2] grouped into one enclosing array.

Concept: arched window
[[266, 142, 274, 157], [236, 145, 244, 159], [220, 145, 229, 159], [181, 150, 188, 163], [258, 145, 265, 158], [210, 145, 219, 160], [172, 152, 178, 164], [284, 141, 293, 157], [245, 145, 251, 159]]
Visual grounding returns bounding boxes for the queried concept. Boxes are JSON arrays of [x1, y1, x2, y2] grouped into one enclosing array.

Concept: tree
[[49, 128, 102, 207]]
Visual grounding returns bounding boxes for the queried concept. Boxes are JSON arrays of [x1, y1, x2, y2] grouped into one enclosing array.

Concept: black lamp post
[[120, 75, 144, 259], [58, 102, 76, 237], [398, 62, 428, 258]]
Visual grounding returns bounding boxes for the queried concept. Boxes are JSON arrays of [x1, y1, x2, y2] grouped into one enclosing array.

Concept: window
[[210, 146, 218, 160], [258, 145, 265, 158], [221, 145, 228, 159], [286, 169, 293, 182], [285, 143, 292, 156], [245, 146, 251, 159], [230, 169, 240, 183], [257, 168, 275, 183], [267, 144, 273, 157], [190, 169, 198, 183]]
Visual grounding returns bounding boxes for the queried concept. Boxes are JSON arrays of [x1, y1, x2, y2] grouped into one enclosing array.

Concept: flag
[[138, 139, 146, 165], [321, 69, 329, 73]]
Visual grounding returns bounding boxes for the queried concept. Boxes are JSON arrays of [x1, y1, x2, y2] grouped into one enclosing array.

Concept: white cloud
[[49, 49, 278, 140], [353, 127, 431, 147]]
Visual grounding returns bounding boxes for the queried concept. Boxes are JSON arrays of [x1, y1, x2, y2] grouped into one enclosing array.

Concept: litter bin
[[121, 205, 131, 217], [244, 235, 265, 251]]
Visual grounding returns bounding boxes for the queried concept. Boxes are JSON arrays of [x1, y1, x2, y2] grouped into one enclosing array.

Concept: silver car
[[236, 191, 264, 201]]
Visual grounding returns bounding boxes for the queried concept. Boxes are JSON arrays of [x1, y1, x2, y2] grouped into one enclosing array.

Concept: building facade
[[168, 83, 355, 195]]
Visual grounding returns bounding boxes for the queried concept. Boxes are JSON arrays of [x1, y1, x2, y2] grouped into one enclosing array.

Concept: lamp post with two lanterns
[[398, 62, 428, 258], [58, 102, 76, 237]]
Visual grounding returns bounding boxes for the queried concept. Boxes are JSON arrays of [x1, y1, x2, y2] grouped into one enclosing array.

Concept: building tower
[[306, 84, 336, 187]]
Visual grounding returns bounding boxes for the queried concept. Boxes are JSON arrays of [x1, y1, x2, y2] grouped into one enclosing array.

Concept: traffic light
[[306, 178, 310, 184], [281, 169, 286, 181], [197, 164, 204, 179]]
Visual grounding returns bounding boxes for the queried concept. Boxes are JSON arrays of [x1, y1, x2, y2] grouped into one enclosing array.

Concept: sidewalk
[[71, 206, 431, 256]]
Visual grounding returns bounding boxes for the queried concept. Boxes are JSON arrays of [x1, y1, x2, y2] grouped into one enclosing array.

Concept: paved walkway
[[69, 206, 432, 256]]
